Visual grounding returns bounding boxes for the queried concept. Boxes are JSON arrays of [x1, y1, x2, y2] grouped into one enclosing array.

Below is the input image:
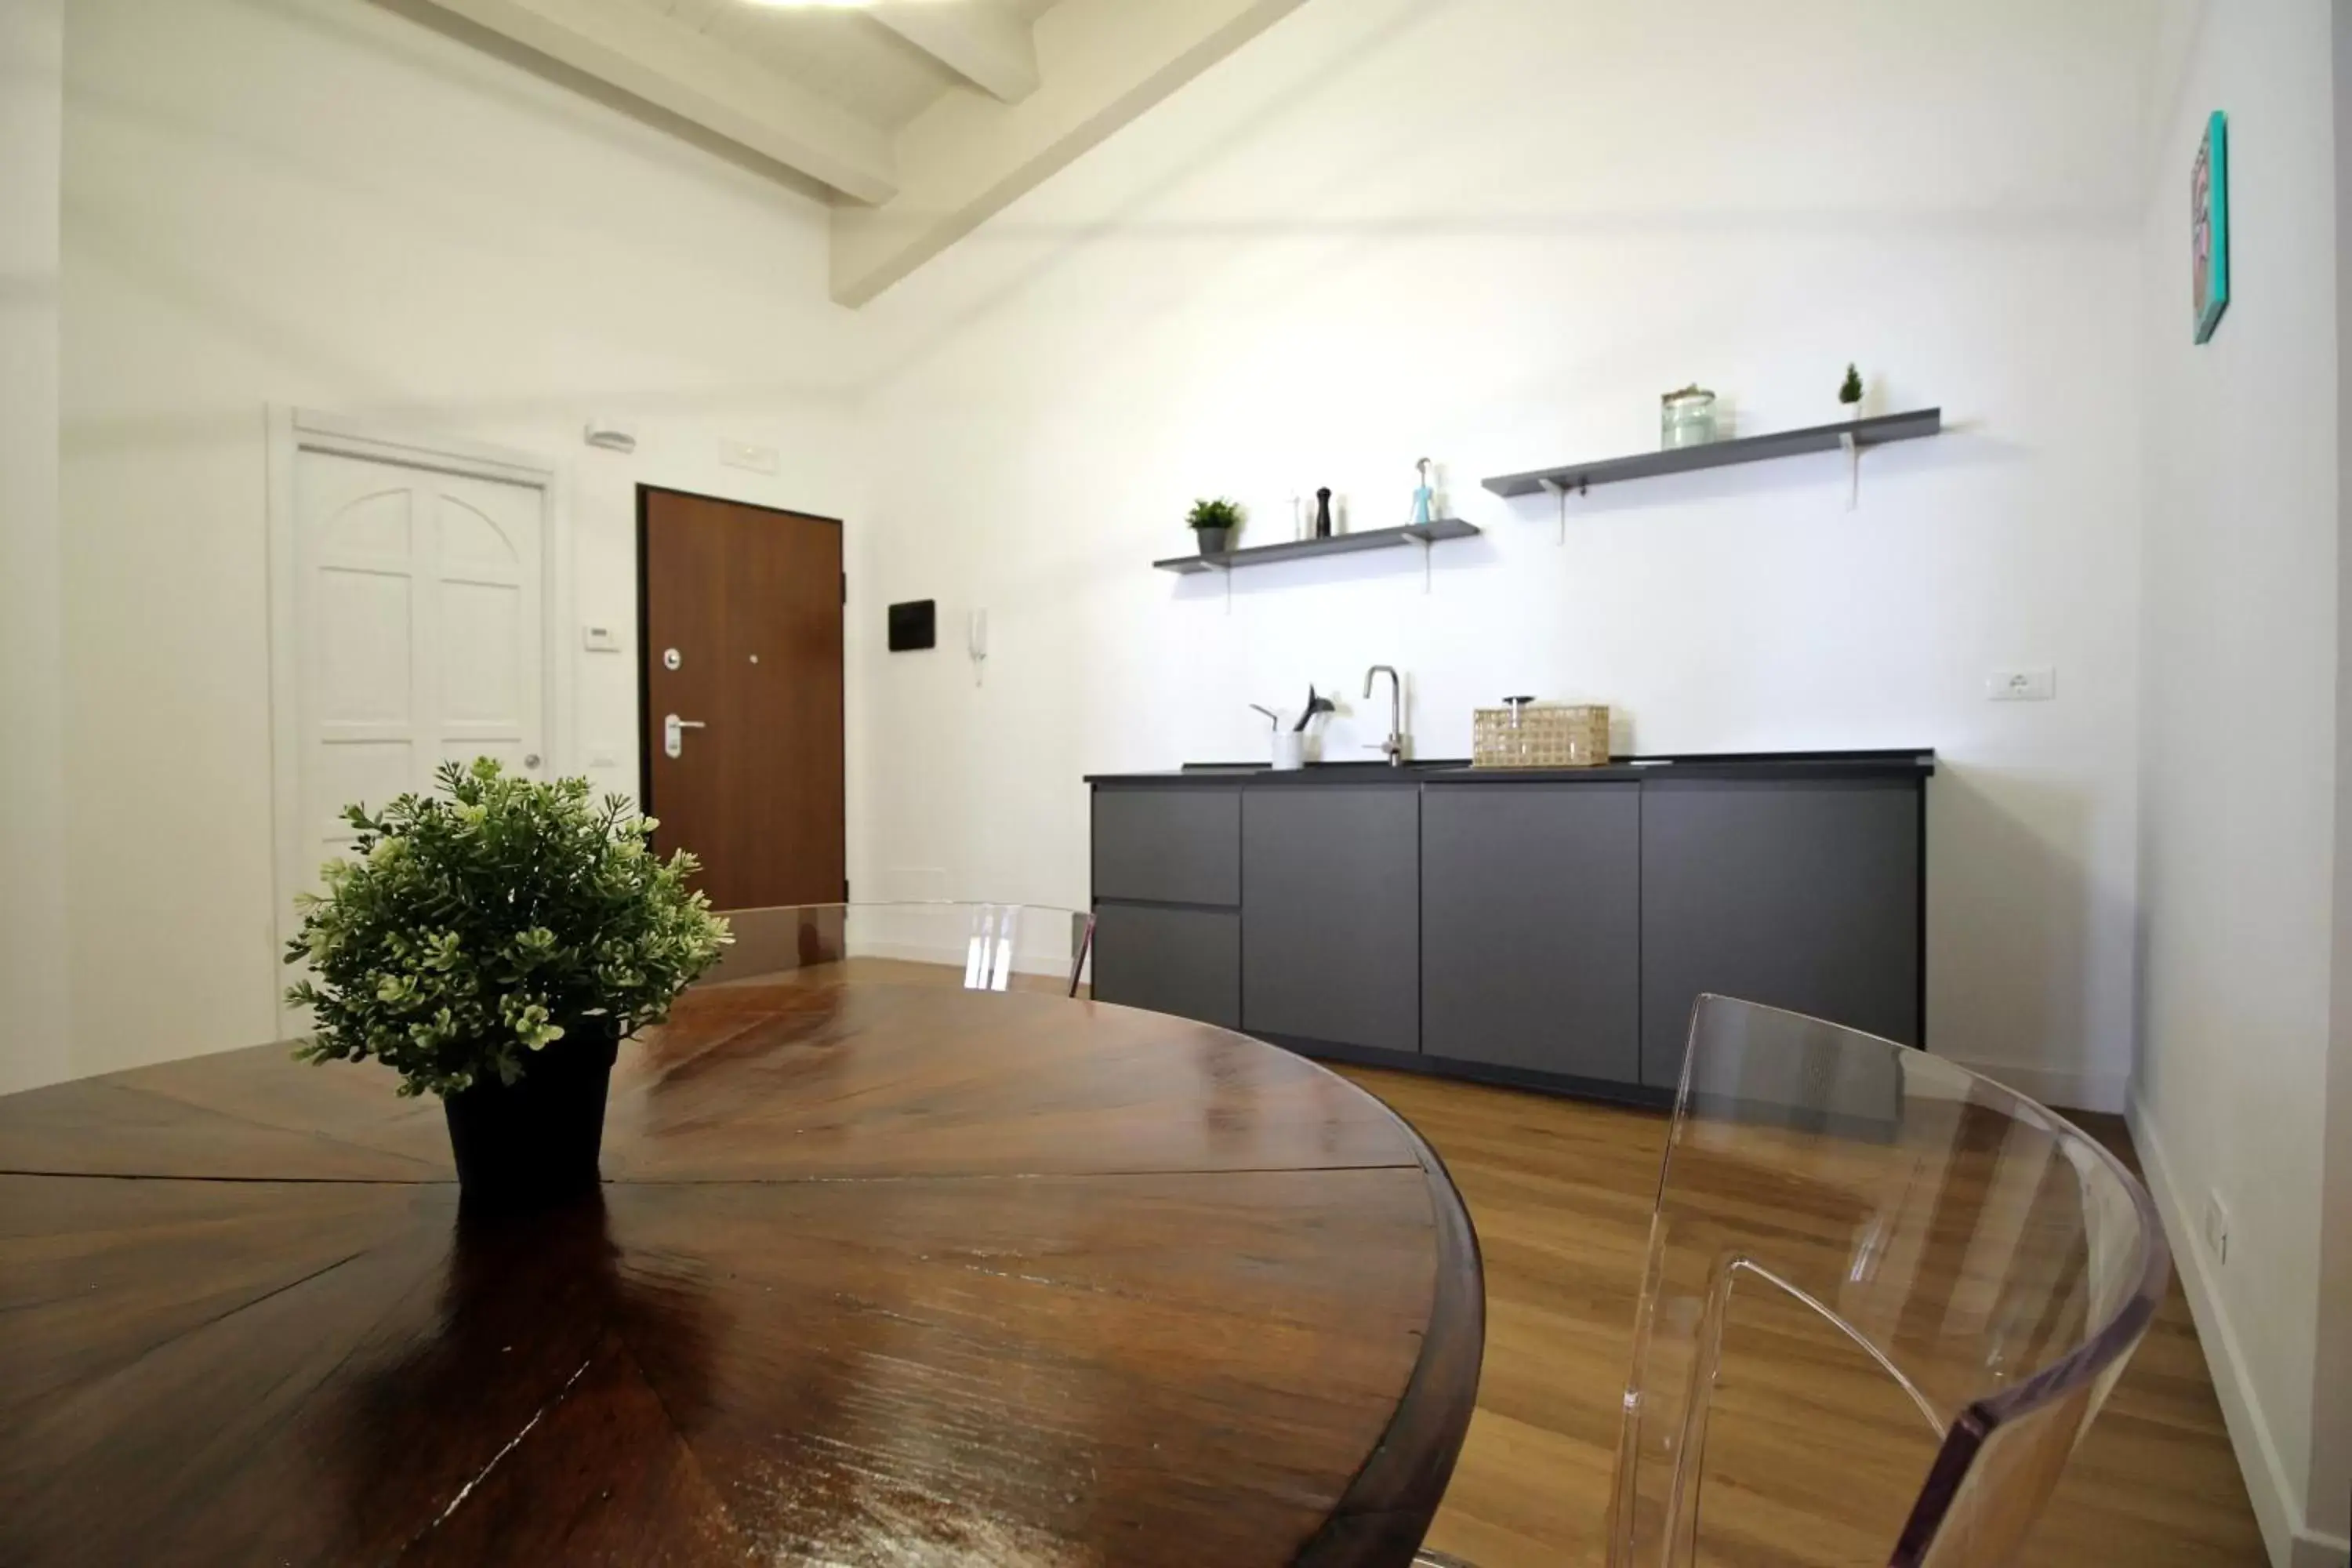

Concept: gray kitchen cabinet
[[1640, 777, 1922, 1087], [1091, 787, 1240, 906], [1090, 902, 1240, 1029], [1241, 787, 1421, 1054], [1421, 783, 1642, 1084]]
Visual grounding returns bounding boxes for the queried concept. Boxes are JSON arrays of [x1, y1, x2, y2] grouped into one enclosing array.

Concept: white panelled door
[[292, 449, 546, 885]]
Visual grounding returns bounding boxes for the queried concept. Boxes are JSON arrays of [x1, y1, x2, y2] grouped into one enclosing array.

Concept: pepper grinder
[[1314, 487, 1334, 539]]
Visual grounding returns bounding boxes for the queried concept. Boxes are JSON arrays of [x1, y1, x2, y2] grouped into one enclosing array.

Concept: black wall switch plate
[[887, 600, 937, 652]]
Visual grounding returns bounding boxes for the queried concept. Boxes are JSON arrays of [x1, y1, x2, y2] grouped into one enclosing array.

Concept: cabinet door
[[1091, 788, 1240, 906], [1641, 778, 1921, 1087], [1241, 788, 1419, 1054], [1422, 784, 1641, 1083], [1091, 904, 1240, 1029]]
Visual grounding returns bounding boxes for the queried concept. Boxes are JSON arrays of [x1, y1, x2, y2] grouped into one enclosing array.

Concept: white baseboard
[[1944, 1056, 2127, 1114], [2129, 1096, 2352, 1568]]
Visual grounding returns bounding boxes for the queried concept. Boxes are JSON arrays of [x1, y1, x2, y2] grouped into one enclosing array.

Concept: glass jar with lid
[[1661, 385, 1718, 449]]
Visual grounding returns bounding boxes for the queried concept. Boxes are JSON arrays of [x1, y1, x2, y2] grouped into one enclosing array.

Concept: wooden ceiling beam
[[833, 0, 1309, 306], [417, 0, 900, 203], [869, 2, 1041, 104]]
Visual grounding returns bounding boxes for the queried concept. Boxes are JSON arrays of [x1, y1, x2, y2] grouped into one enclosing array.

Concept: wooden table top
[[0, 976, 1483, 1566]]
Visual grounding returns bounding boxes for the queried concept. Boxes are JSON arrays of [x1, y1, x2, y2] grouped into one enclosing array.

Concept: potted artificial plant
[[1187, 496, 1244, 555], [285, 759, 729, 1209], [1839, 363, 1865, 420]]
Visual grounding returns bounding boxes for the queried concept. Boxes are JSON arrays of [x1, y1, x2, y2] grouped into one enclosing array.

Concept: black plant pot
[[441, 1033, 620, 1210], [1193, 526, 1232, 555]]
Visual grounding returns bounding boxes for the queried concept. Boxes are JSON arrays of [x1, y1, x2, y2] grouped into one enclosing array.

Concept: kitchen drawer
[[1091, 788, 1240, 907], [1091, 902, 1240, 1030]]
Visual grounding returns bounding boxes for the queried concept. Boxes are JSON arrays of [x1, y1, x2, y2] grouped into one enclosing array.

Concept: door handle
[[663, 714, 706, 759]]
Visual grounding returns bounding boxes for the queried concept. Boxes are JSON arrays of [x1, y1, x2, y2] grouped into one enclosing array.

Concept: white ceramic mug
[[1271, 731, 1305, 771]]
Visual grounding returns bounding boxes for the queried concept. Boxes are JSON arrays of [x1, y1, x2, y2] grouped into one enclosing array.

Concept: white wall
[[855, 0, 2154, 1111], [2135, 1, 2351, 1563], [0, 0, 70, 1095], [53, 0, 864, 1080]]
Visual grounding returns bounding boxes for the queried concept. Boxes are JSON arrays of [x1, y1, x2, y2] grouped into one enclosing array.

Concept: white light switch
[[581, 624, 622, 652], [719, 438, 779, 474], [1986, 666, 2056, 702]]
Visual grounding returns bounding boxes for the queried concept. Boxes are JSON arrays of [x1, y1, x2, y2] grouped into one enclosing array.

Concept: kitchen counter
[[1087, 747, 1933, 1105], [1087, 747, 1935, 786]]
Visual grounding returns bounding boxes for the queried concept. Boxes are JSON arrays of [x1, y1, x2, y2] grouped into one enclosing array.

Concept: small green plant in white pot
[[1187, 496, 1245, 556], [285, 758, 729, 1208]]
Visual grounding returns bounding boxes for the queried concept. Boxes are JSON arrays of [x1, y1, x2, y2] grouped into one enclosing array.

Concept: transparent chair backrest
[[700, 902, 1095, 997], [1610, 996, 2169, 1568]]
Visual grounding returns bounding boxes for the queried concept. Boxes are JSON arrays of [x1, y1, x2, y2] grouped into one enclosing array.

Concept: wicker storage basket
[[1472, 701, 1610, 769]]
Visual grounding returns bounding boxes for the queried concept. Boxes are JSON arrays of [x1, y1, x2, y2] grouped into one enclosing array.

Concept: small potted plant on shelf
[[1186, 496, 1244, 556], [285, 758, 729, 1210], [1840, 363, 1865, 420]]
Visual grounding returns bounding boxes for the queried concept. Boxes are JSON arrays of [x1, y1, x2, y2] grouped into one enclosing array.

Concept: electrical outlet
[[1986, 666, 2056, 702], [2202, 1190, 2230, 1265]]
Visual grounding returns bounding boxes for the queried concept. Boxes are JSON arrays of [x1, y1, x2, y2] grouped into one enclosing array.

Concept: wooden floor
[[1330, 1065, 2270, 1568]]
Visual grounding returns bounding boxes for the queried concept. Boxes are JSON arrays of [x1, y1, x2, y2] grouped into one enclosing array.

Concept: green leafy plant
[[1839, 364, 1864, 405], [1186, 496, 1245, 532], [284, 759, 730, 1098]]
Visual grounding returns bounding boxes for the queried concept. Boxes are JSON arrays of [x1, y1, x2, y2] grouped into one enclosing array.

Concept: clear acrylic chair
[[1423, 993, 2171, 1568], [699, 901, 1095, 997]]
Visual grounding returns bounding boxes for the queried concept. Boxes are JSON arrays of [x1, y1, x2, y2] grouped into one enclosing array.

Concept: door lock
[[662, 714, 706, 759]]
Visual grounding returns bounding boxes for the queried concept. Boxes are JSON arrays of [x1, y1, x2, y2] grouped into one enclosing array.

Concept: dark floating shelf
[[1154, 517, 1480, 575], [1482, 408, 1943, 499]]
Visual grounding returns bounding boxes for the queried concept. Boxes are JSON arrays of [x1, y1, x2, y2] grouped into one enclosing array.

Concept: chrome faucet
[[1363, 665, 1406, 766]]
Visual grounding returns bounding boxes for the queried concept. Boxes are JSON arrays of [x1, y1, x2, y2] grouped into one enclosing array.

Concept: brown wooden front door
[[638, 488, 844, 912]]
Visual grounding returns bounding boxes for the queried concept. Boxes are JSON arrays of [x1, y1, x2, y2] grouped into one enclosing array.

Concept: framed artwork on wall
[[2192, 110, 2229, 343]]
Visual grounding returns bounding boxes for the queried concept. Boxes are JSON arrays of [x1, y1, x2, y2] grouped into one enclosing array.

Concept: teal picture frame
[[2193, 111, 2230, 343]]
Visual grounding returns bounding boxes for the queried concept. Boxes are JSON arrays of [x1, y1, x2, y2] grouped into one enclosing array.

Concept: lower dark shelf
[[1155, 518, 1479, 575]]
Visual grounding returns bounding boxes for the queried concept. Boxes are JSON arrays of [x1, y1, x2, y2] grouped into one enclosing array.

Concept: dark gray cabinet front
[[1091, 903, 1240, 1029], [1241, 787, 1420, 1053], [1421, 783, 1641, 1084], [1091, 787, 1240, 906], [1640, 778, 1921, 1087]]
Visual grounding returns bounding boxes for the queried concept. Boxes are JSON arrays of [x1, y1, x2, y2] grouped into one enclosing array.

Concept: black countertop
[[1086, 748, 1936, 786]]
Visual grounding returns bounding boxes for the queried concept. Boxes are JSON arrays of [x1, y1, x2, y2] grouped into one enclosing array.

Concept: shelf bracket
[[1538, 475, 1588, 543], [1840, 430, 1860, 512]]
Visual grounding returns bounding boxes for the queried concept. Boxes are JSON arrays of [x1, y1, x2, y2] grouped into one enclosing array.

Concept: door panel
[[1421, 783, 1642, 1083], [640, 489, 844, 913], [1639, 778, 1922, 1087], [293, 451, 544, 892], [1240, 788, 1420, 1054]]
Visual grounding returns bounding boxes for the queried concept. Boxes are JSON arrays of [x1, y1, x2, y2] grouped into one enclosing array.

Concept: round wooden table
[[0, 976, 1483, 1566]]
